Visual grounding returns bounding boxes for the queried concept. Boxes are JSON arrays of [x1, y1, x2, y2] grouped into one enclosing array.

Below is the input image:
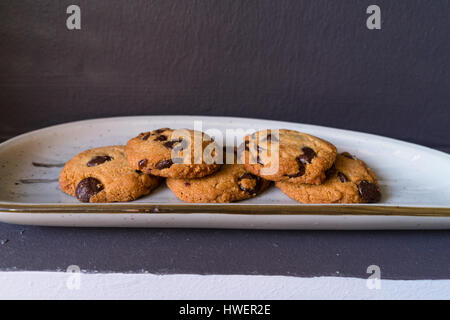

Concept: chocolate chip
[[341, 152, 355, 160], [135, 170, 143, 175], [235, 144, 245, 158], [250, 142, 265, 165], [184, 182, 191, 187], [325, 165, 336, 179], [138, 159, 148, 168], [163, 139, 183, 149], [337, 172, 349, 183], [154, 128, 170, 134], [287, 165, 305, 178], [244, 140, 250, 151], [357, 180, 381, 203], [287, 157, 307, 178], [141, 133, 151, 141], [86, 155, 112, 167], [155, 159, 173, 169], [154, 135, 168, 141], [256, 154, 264, 165], [238, 173, 262, 195], [297, 147, 316, 164], [75, 177, 103, 202]]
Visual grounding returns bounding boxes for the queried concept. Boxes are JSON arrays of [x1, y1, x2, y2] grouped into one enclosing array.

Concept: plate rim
[[1, 203, 450, 217]]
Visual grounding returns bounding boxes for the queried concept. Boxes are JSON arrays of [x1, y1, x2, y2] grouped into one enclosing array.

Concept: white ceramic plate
[[1, 116, 449, 229]]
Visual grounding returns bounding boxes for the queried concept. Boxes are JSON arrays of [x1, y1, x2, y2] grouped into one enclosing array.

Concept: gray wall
[[1, 0, 449, 151]]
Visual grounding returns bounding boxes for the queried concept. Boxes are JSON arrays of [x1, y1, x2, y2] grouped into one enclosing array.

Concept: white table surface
[[0, 272, 448, 299]]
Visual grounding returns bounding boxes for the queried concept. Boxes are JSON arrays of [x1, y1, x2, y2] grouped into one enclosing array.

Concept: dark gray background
[[0, 0, 449, 279]]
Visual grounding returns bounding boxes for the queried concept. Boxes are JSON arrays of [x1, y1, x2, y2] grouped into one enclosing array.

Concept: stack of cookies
[[59, 128, 270, 203], [59, 127, 381, 204], [240, 129, 381, 204]]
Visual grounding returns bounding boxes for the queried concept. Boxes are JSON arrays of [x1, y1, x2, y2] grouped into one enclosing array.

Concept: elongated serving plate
[[1, 116, 450, 229]]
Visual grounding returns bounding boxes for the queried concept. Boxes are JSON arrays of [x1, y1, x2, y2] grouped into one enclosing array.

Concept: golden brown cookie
[[126, 128, 222, 178], [59, 146, 161, 203], [275, 153, 381, 203], [166, 158, 272, 203], [240, 129, 337, 185]]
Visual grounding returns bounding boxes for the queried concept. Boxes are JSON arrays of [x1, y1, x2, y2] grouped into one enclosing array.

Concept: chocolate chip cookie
[[126, 128, 222, 178], [59, 146, 161, 203], [275, 153, 381, 203], [240, 129, 337, 185], [166, 149, 271, 203]]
